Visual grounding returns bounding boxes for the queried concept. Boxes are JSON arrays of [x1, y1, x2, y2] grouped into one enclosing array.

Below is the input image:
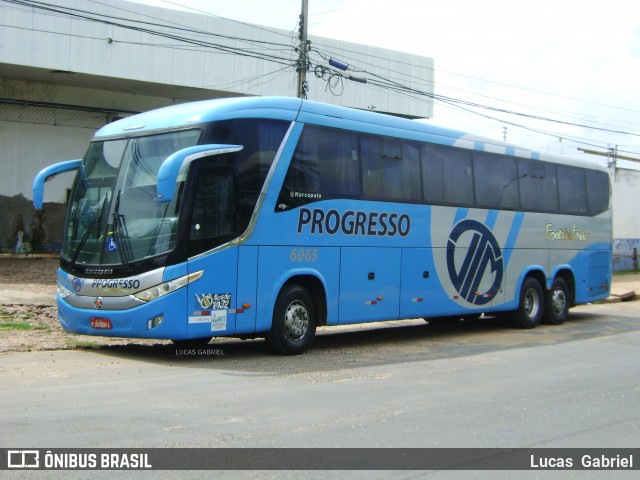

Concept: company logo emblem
[[446, 219, 503, 305], [195, 293, 214, 309], [71, 277, 82, 292], [194, 293, 232, 310], [94, 297, 103, 309], [7, 450, 39, 468]]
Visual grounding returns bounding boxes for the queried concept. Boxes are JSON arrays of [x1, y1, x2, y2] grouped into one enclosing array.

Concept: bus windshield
[[61, 118, 292, 272], [62, 129, 201, 267]]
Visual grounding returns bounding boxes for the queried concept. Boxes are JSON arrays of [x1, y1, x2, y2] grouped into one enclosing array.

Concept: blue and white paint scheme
[[34, 97, 612, 354]]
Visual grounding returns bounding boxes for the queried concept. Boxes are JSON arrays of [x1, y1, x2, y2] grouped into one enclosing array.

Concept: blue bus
[[33, 97, 612, 354]]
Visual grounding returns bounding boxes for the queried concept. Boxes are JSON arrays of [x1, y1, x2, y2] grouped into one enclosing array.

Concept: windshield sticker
[[106, 236, 118, 253]]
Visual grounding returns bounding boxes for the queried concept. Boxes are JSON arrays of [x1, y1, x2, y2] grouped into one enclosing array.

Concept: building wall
[[0, 0, 433, 118], [0, 78, 192, 253], [612, 168, 640, 272], [0, 0, 434, 252]]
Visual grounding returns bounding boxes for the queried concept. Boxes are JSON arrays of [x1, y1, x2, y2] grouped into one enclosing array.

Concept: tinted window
[[586, 170, 610, 215], [474, 153, 519, 209], [557, 166, 588, 214], [362, 138, 421, 202], [518, 160, 559, 212], [422, 145, 474, 205], [276, 124, 607, 218], [278, 126, 360, 209], [186, 118, 289, 256]]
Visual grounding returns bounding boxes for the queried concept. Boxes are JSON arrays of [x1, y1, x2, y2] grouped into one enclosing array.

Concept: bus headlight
[[57, 281, 73, 299], [133, 270, 204, 303]]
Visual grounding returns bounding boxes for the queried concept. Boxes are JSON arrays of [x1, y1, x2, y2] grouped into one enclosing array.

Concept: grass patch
[[64, 338, 99, 349], [0, 321, 37, 331]]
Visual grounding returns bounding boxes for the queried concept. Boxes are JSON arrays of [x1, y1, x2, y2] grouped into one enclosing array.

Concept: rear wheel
[[543, 278, 570, 325], [266, 285, 316, 355], [512, 277, 543, 329]]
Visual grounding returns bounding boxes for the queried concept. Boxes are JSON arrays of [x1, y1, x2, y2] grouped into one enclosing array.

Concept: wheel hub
[[551, 288, 567, 316], [524, 288, 540, 317], [284, 301, 309, 340]]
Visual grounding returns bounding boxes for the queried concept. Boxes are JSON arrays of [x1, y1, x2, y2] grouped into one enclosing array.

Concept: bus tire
[[266, 285, 316, 355], [512, 277, 543, 329], [543, 278, 569, 325]]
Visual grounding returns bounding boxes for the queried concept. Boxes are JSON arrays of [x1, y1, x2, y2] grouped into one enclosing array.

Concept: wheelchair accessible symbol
[[446, 219, 503, 305], [106, 236, 118, 253]]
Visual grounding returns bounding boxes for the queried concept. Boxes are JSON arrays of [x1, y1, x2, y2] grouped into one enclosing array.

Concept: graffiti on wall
[[613, 238, 639, 272]]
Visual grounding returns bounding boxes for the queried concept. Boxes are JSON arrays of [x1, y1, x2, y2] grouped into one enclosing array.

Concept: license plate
[[90, 317, 112, 329]]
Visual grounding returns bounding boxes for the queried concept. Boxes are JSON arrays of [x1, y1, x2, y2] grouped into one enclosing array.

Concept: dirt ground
[[0, 257, 170, 352], [1, 257, 638, 354]]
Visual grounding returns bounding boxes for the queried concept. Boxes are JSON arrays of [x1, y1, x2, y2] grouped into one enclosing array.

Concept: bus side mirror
[[156, 144, 243, 203], [33, 159, 83, 209]]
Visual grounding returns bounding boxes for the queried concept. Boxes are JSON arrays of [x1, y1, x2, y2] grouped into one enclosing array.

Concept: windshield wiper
[[111, 190, 133, 273], [70, 215, 99, 268], [70, 194, 108, 268]]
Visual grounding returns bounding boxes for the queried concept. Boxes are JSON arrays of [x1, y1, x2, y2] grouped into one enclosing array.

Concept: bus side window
[[474, 153, 519, 209], [318, 129, 360, 198], [277, 126, 359, 209], [518, 160, 559, 212], [558, 166, 588, 215], [586, 170, 610, 216], [422, 145, 474, 206], [362, 138, 421, 202]]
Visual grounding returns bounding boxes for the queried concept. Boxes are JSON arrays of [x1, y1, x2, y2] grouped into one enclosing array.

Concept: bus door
[[187, 249, 238, 338], [184, 164, 242, 338]]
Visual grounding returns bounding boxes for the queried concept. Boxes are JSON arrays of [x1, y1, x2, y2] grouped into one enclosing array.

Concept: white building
[[612, 167, 640, 271], [0, 0, 434, 252]]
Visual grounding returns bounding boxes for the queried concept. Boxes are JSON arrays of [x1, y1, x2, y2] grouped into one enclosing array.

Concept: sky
[[131, 0, 640, 169]]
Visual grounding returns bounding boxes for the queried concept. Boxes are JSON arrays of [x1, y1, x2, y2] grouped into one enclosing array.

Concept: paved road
[[1, 301, 639, 479]]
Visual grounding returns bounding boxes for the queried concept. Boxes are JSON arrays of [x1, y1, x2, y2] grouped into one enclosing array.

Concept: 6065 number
[[290, 248, 319, 262]]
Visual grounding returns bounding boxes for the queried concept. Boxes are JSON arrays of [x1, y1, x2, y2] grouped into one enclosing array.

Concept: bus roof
[[95, 96, 606, 172]]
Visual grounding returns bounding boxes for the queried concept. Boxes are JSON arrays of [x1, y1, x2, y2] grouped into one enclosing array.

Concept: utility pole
[[578, 146, 640, 165], [296, 0, 309, 99]]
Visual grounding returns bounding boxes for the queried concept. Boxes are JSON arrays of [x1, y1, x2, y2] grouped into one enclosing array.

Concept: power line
[[4, 0, 638, 153], [0, 0, 297, 65], [152, 0, 294, 39]]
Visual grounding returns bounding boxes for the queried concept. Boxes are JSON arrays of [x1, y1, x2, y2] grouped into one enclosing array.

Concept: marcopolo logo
[[446, 220, 503, 306]]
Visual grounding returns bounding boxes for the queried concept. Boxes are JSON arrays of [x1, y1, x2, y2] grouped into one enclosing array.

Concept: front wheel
[[512, 277, 543, 329], [266, 285, 316, 355], [543, 278, 570, 325]]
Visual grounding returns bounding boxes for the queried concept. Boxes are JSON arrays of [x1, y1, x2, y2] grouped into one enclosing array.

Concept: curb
[[601, 291, 638, 304]]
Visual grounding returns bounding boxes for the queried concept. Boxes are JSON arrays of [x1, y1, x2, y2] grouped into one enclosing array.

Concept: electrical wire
[[2, 0, 638, 153], [0, 0, 296, 66]]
